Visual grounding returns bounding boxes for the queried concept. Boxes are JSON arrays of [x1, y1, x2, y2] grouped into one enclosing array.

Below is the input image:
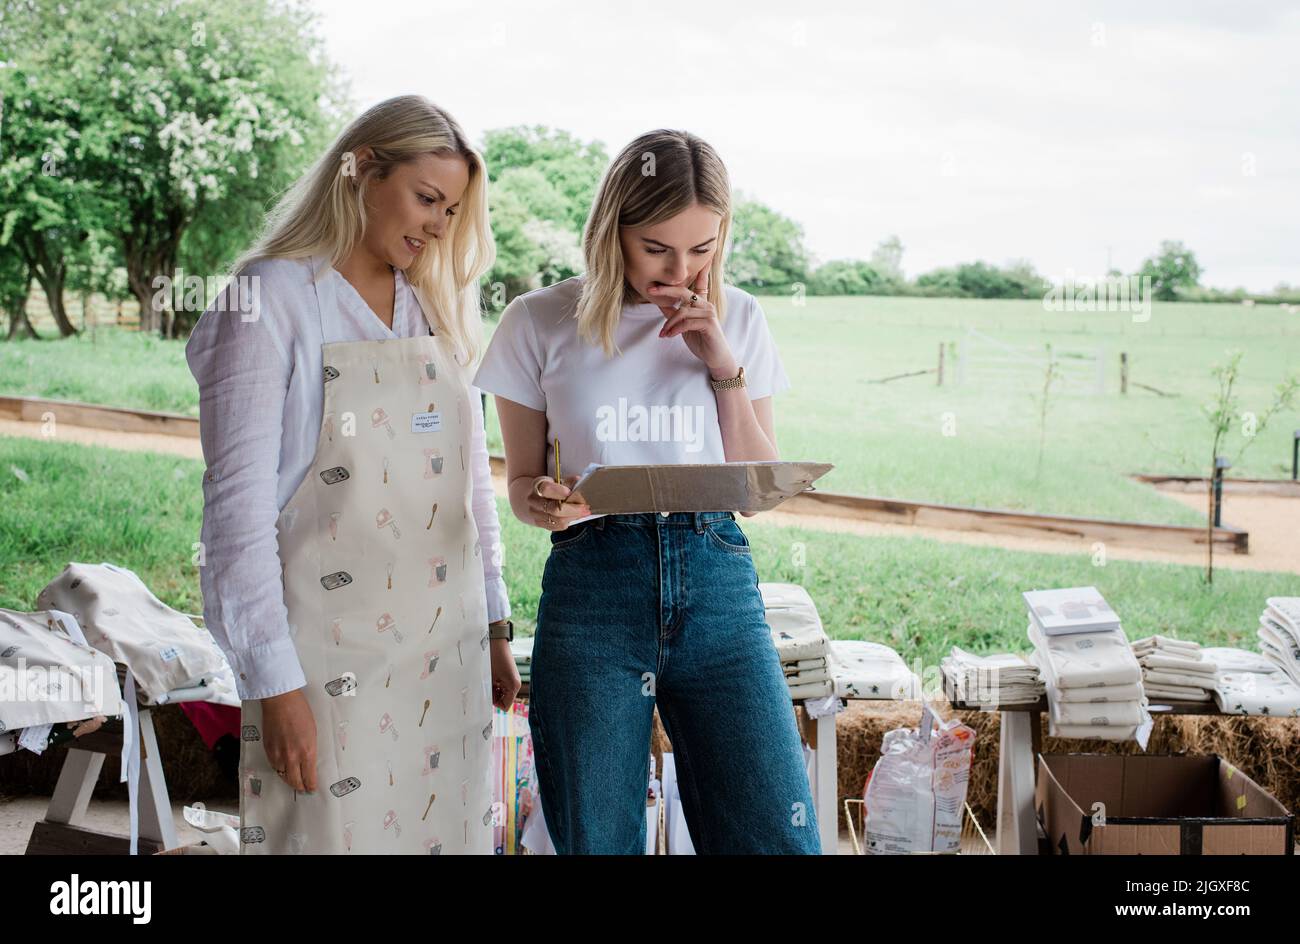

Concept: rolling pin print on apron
[[239, 268, 493, 854]]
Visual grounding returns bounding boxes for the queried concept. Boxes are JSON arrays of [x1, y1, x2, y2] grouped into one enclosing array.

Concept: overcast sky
[[310, 0, 1298, 291]]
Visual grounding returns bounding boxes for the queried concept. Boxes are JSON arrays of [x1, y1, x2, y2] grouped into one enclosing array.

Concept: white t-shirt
[[472, 276, 790, 504]]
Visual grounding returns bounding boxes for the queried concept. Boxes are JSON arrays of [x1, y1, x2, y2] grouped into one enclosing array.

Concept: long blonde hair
[[232, 95, 495, 364], [576, 129, 732, 357]]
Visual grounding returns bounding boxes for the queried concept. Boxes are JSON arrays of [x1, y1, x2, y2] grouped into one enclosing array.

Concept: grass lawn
[[3, 434, 1296, 671], [6, 295, 1299, 525], [0, 328, 198, 416]]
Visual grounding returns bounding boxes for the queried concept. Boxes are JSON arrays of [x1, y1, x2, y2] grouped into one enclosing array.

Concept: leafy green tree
[[481, 126, 607, 232], [914, 260, 1046, 299], [1138, 240, 1201, 302], [808, 259, 884, 295], [727, 195, 809, 291], [870, 234, 905, 288], [479, 126, 606, 303], [0, 21, 116, 338], [0, 245, 37, 339], [3, 0, 340, 337]]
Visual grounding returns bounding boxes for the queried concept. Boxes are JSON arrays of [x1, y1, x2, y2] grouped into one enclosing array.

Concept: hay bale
[[834, 703, 1300, 833]]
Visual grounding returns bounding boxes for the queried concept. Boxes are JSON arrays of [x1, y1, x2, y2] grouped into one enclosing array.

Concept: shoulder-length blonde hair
[[232, 95, 495, 365], [576, 129, 731, 357]]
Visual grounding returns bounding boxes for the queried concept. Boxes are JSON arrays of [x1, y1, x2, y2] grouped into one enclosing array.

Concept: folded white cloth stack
[[1258, 598, 1300, 687], [1202, 640, 1300, 717], [760, 583, 833, 700], [1027, 616, 1151, 744], [941, 646, 1044, 706], [829, 640, 921, 700], [1130, 634, 1217, 703]]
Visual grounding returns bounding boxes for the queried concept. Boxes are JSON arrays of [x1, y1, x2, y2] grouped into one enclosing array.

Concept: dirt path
[[0, 417, 203, 460], [3, 418, 1297, 574]]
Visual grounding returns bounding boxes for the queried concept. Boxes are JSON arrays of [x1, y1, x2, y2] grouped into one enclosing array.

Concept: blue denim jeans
[[529, 511, 821, 854]]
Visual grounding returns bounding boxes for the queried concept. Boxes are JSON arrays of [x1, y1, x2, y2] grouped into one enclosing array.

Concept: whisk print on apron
[[239, 265, 493, 854]]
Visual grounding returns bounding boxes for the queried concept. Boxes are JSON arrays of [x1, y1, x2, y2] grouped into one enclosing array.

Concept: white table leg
[[814, 713, 837, 855], [45, 748, 104, 825], [996, 710, 1037, 855], [137, 709, 179, 850]]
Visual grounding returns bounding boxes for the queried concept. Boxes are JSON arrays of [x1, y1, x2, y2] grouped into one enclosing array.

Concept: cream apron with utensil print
[[239, 270, 493, 854]]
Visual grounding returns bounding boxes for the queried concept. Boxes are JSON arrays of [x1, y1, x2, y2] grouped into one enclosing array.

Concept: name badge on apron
[[411, 410, 442, 433]]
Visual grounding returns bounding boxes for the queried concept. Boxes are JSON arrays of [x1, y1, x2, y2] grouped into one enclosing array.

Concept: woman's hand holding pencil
[[527, 438, 591, 530]]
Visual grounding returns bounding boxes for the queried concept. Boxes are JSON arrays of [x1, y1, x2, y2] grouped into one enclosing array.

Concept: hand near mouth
[[646, 267, 737, 375]]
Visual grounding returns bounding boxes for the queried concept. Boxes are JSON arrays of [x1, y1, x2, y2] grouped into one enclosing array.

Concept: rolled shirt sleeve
[[468, 384, 511, 623], [185, 278, 307, 701]]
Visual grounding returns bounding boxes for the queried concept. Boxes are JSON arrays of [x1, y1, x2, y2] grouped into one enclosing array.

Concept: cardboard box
[[1036, 753, 1294, 855]]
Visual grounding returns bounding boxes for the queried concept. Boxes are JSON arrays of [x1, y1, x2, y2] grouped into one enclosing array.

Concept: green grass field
[[4, 296, 1299, 526], [2, 435, 1295, 669]]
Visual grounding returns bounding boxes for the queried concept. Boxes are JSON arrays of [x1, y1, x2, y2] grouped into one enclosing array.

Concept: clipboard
[[568, 460, 833, 515]]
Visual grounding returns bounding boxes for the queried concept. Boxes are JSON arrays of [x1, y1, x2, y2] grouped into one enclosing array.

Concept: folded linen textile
[[1028, 621, 1142, 689], [1264, 597, 1300, 634], [1029, 626, 1151, 743], [1050, 698, 1147, 727], [1137, 653, 1216, 675], [783, 668, 831, 686], [1259, 614, 1300, 650], [941, 647, 1044, 705], [760, 583, 829, 663], [1215, 670, 1300, 716], [786, 678, 834, 700], [1047, 722, 1141, 740], [1131, 634, 1201, 655], [1056, 681, 1144, 703], [828, 640, 920, 699], [1141, 669, 1219, 690], [784, 657, 827, 671], [1200, 647, 1277, 674], [1145, 685, 1213, 702], [1257, 619, 1300, 685]]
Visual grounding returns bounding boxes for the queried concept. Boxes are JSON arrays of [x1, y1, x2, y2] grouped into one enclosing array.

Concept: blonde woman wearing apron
[[186, 97, 519, 854]]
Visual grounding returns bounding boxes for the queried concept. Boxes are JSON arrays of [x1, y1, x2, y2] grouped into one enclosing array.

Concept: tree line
[[3, 0, 1293, 343]]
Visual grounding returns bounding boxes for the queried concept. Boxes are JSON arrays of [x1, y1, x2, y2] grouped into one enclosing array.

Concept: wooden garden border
[[1133, 473, 1300, 498], [0, 395, 1250, 554]]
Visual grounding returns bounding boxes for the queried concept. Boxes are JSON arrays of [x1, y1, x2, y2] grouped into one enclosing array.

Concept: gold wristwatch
[[710, 365, 745, 391], [487, 619, 513, 641]]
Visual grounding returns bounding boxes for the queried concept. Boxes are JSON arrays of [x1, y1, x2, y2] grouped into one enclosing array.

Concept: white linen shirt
[[185, 256, 509, 701]]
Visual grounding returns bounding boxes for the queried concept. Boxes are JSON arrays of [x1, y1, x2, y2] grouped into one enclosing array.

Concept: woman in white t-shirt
[[474, 130, 820, 854]]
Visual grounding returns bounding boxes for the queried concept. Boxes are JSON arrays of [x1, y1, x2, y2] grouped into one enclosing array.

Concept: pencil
[[554, 438, 561, 484]]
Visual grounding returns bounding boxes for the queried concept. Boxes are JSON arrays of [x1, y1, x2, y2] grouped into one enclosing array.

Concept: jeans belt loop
[[594, 515, 606, 531], [694, 512, 706, 534]]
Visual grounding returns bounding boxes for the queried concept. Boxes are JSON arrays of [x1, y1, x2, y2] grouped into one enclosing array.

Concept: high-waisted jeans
[[529, 510, 821, 854]]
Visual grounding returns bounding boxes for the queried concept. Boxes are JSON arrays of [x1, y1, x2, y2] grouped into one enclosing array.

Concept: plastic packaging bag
[[863, 706, 974, 854]]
